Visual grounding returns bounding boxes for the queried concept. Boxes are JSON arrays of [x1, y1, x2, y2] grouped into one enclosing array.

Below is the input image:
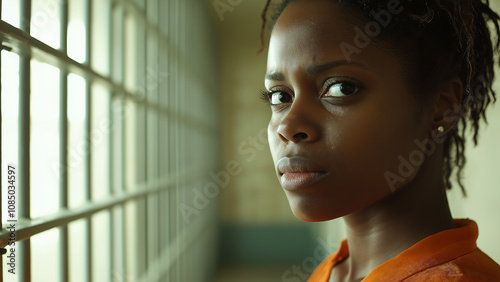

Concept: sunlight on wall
[[67, 0, 86, 63], [1, 0, 20, 28], [30, 61, 60, 218], [31, 0, 61, 49], [67, 73, 86, 209], [1, 0, 88, 280]]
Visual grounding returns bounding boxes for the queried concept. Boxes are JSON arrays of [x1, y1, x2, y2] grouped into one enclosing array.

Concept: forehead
[[272, 1, 359, 41], [267, 1, 396, 74]]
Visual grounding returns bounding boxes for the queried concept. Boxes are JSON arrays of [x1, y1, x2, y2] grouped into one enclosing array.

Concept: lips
[[277, 157, 329, 191]]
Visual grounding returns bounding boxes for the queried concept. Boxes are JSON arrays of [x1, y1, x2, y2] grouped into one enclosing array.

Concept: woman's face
[[265, 1, 434, 221]]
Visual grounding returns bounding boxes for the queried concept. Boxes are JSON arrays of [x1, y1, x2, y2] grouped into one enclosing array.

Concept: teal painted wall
[[219, 224, 319, 266]]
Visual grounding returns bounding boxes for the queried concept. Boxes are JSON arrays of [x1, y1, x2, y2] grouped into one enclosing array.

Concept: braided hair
[[259, 0, 500, 195]]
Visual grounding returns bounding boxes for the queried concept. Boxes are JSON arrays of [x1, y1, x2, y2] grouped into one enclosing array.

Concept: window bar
[[169, 0, 175, 279], [84, 0, 93, 281], [185, 1, 192, 275], [107, 0, 118, 280], [178, 0, 186, 278], [58, 0, 69, 281], [167, 4, 172, 279], [18, 0, 32, 280], [116, 2, 129, 279], [144, 0, 151, 274], [124, 1, 134, 278], [145, 0, 159, 278], [153, 38, 160, 282], [158, 1, 168, 279], [185, 12, 191, 279], [152, 0, 161, 278], [157, 2, 164, 278], [168, 1, 175, 279], [135, 0, 148, 277], [174, 0, 180, 279], [170, 1, 177, 280], [117, 2, 127, 280], [181, 0, 188, 277]]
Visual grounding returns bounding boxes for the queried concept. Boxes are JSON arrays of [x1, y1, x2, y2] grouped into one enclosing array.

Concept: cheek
[[324, 98, 426, 191], [267, 121, 280, 163]]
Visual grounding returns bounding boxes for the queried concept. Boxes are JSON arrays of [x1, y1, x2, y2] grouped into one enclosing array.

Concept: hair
[[259, 0, 500, 196]]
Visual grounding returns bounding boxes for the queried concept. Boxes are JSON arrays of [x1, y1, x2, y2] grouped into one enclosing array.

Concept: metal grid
[[0, 0, 220, 281]]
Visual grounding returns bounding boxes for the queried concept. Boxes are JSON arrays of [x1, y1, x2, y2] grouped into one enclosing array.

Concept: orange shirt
[[308, 219, 500, 281]]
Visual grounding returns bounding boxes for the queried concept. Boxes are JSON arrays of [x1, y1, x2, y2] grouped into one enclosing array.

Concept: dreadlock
[[259, 0, 500, 196]]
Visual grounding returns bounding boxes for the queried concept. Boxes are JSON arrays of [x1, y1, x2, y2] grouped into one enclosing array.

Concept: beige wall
[[211, 0, 500, 261], [447, 0, 500, 259], [209, 0, 299, 225]]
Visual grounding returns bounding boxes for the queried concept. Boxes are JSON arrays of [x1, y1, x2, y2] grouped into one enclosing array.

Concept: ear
[[430, 76, 463, 136]]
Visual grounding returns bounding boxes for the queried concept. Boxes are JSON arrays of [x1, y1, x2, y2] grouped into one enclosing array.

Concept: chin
[[287, 196, 346, 222], [292, 208, 341, 222]]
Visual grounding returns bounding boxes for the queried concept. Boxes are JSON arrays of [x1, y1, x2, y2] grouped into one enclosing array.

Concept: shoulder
[[404, 248, 500, 281], [365, 219, 500, 281]]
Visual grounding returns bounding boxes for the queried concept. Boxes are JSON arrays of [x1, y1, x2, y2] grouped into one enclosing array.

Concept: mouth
[[277, 157, 329, 191]]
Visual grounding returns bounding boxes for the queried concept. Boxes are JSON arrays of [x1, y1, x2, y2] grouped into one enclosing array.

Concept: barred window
[[1, 0, 220, 281]]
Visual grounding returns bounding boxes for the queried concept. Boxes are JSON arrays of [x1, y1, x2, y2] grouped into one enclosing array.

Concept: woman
[[259, 0, 500, 280]]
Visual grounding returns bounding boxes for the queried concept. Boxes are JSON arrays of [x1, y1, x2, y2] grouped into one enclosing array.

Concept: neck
[[340, 151, 456, 281]]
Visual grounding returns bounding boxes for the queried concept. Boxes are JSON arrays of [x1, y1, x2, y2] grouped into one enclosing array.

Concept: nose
[[276, 103, 320, 144]]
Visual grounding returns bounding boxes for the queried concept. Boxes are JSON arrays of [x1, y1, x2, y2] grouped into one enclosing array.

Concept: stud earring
[[437, 126, 445, 133]]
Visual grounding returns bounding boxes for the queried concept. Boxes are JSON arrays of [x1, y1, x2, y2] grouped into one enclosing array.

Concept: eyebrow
[[265, 72, 286, 81], [265, 60, 365, 81]]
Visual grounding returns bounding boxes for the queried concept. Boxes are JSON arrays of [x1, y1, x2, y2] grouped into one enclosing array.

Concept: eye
[[269, 91, 293, 105], [324, 81, 360, 97]]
